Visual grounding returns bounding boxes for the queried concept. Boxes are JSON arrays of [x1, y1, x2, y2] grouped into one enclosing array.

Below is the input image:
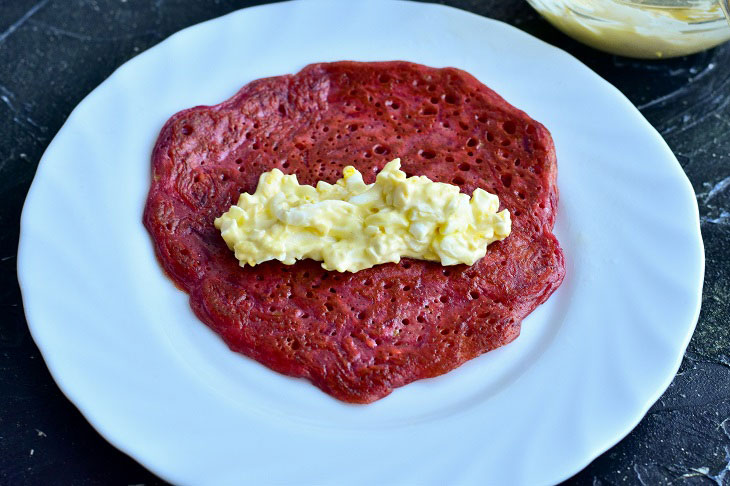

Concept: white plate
[[17, 1, 704, 484]]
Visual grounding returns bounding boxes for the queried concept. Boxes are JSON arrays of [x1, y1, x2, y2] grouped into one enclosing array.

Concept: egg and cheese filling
[[214, 159, 511, 273]]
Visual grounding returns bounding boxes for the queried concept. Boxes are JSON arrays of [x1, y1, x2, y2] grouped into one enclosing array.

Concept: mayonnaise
[[528, 0, 730, 58]]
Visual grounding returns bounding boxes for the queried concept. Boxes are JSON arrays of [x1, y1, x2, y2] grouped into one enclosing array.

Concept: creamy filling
[[215, 159, 511, 273]]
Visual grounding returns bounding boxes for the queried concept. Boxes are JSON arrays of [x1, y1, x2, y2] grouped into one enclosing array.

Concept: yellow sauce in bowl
[[527, 0, 730, 58]]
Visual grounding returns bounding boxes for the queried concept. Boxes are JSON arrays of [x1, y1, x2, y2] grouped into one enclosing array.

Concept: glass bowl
[[526, 0, 730, 58]]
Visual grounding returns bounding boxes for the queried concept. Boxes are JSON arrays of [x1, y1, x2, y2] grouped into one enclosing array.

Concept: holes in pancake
[[527, 124, 537, 135], [378, 73, 391, 83], [441, 121, 450, 129], [282, 161, 290, 169], [252, 142, 260, 150], [430, 96, 439, 104], [469, 291, 480, 300], [278, 104, 287, 116], [476, 114, 489, 123], [501, 139, 511, 147], [442, 269, 451, 277], [503, 120, 517, 134], [486, 131, 495, 142], [294, 142, 306, 151], [364, 151, 372, 159], [402, 262, 412, 269], [181, 124, 193, 136], [466, 137, 478, 147], [452, 176, 465, 185], [325, 303, 334, 312], [514, 158, 521, 167], [193, 174, 201, 183], [347, 124, 358, 132], [500, 174, 512, 188], [539, 202, 546, 209], [439, 295, 448, 303], [445, 156, 455, 163], [518, 192, 525, 200], [417, 315, 426, 323], [458, 163, 471, 172], [421, 106, 437, 116], [444, 93, 458, 104], [458, 121, 469, 131], [419, 149, 436, 159], [373, 144, 388, 155], [427, 84, 437, 92], [385, 100, 400, 110]]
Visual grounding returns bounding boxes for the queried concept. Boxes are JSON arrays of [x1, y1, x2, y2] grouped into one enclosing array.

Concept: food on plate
[[214, 158, 511, 272], [143, 61, 565, 403]]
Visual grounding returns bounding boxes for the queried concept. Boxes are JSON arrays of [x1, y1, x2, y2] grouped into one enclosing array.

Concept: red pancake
[[144, 61, 565, 403]]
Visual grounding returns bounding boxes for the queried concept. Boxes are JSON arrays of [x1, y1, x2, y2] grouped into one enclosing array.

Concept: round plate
[[17, 1, 704, 484]]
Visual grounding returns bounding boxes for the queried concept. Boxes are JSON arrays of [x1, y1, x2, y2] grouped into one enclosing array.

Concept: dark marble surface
[[1, 1, 728, 484]]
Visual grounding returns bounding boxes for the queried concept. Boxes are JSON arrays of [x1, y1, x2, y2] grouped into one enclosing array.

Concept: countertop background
[[1, 1, 728, 484]]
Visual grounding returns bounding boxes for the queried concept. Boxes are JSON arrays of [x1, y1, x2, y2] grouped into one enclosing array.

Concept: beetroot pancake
[[144, 61, 565, 403]]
